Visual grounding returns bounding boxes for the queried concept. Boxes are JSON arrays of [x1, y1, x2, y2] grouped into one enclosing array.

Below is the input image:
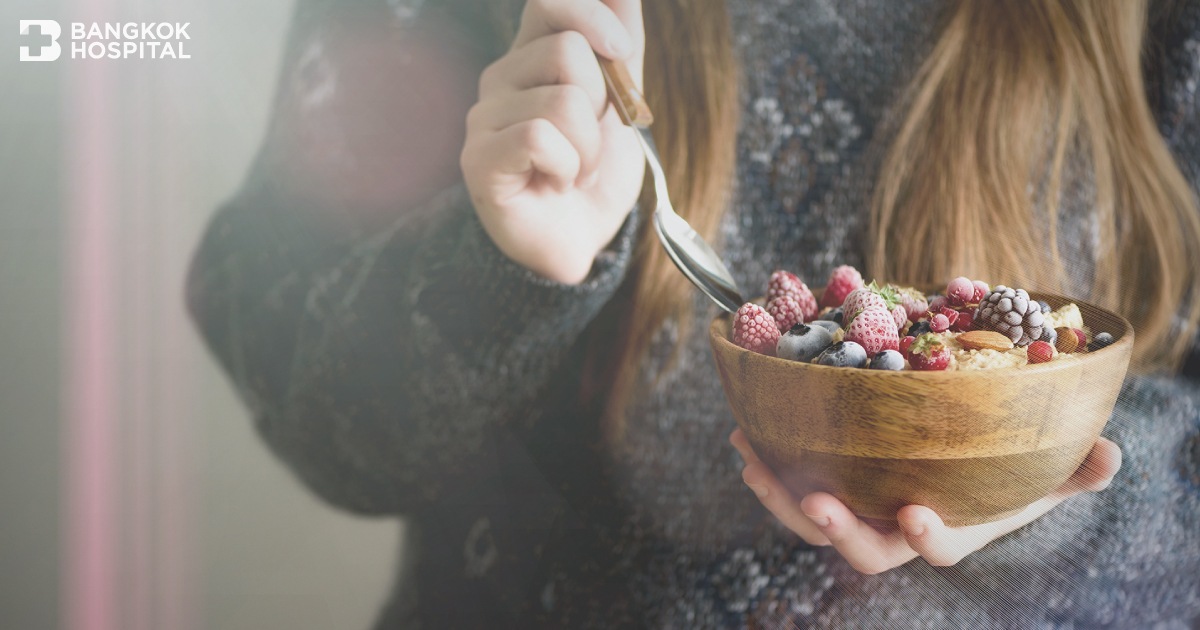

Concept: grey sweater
[[186, 0, 1200, 627]]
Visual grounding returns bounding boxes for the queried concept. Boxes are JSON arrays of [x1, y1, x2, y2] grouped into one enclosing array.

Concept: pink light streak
[[63, 1, 119, 629]]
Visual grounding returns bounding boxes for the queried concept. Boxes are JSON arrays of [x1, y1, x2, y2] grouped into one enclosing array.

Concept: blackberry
[[973, 285, 1044, 347]]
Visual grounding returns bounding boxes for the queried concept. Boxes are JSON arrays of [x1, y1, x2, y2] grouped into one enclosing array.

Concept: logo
[[20, 20, 61, 61], [18, 20, 192, 61]]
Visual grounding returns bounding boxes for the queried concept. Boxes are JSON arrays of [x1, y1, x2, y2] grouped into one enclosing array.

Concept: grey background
[[1, 0, 401, 628]]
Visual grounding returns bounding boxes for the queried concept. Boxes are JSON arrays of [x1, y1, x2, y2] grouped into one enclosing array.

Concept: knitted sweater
[[186, 0, 1200, 627]]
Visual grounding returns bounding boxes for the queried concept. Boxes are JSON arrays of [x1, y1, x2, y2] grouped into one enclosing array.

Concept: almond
[[958, 330, 1014, 352], [1054, 326, 1078, 354]]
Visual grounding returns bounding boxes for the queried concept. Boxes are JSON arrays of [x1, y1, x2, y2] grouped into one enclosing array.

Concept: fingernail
[[899, 518, 925, 537], [605, 31, 633, 58], [804, 513, 830, 528], [747, 484, 768, 498]]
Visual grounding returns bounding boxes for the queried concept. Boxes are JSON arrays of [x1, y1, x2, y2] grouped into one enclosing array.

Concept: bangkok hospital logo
[[19, 19, 191, 61]]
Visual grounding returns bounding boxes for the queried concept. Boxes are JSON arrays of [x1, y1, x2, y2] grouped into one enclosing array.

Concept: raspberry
[[843, 305, 901, 357], [767, 296, 805, 332], [946, 277, 974, 307], [971, 280, 990, 303], [951, 307, 975, 332], [767, 271, 819, 322], [908, 333, 950, 371], [732, 303, 781, 356], [820, 265, 864, 309], [1027, 340, 1054, 364], [893, 286, 928, 323]]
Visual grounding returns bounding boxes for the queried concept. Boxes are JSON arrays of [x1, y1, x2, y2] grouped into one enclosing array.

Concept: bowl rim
[[710, 290, 1134, 379]]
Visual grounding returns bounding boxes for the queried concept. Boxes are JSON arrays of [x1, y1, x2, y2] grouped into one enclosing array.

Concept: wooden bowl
[[709, 293, 1133, 527]]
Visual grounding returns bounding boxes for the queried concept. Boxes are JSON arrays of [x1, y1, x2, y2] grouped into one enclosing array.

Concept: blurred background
[[1, 0, 402, 628]]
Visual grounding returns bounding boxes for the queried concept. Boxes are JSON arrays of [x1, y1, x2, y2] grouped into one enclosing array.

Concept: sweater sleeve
[[184, 1, 640, 515]]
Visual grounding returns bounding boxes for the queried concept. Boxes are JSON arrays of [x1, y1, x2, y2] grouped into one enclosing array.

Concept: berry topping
[[930, 313, 950, 333], [843, 305, 901, 357], [732, 303, 780, 356], [892, 286, 929, 323], [1088, 332, 1115, 351], [776, 323, 835, 363], [906, 320, 933, 339], [971, 280, 990, 303], [870, 349, 906, 371], [815, 341, 869, 368], [767, 271, 819, 322], [820, 265, 865, 309], [767, 296, 805, 333], [809, 320, 841, 335], [946, 277, 974, 306], [1027, 340, 1054, 364], [907, 333, 950, 371], [974, 286, 1043, 347], [818, 306, 845, 326]]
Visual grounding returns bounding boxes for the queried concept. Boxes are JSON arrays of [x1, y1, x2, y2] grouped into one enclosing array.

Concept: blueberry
[[808, 320, 841, 335], [1088, 332, 1114, 351], [1037, 300, 1052, 314], [815, 341, 869, 368], [818, 307, 844, 326], [906, 320, 933, 338], [869, 349, 905, 371], [776, 323, 835, 363]]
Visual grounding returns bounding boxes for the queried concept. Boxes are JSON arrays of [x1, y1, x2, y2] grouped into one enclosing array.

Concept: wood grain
[[709, 291, 1133, 526], [596, 56, 653, 126]]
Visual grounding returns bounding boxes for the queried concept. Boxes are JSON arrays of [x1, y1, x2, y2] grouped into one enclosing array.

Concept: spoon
[[597, 57, 745, 314]]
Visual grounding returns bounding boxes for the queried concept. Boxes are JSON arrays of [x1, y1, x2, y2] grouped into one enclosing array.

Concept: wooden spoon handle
[[596, 56, 654, 126]]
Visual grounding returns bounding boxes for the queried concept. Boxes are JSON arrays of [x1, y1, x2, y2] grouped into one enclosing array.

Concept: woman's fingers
[[1053, 436, 1122, 498], [462, 118, 581, 194], [729, 428, 761, 466], [479, 32, 608, 116], [741, 462, 832, 546], [800, 493, 918, 574], [467, 85, 602, 176], [512, 0, 638, 60]]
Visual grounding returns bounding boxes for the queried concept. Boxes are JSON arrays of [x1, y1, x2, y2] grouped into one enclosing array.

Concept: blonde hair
[[580, 0, 1200, 438]]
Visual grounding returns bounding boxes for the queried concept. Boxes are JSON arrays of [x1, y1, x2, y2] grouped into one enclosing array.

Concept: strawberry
[[843, 305, 900, 357], [820, 265, 865, 309], [891, 305, 908, 330], [732, 303, 780, 356], [843, 282, 902, 320], [767, 296, 805, 332], [767, 270, 818, 322], [908, 333, 950, 371]]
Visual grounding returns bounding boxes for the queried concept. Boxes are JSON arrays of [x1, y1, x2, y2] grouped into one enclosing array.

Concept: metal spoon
[[597, 57, 745, 313]]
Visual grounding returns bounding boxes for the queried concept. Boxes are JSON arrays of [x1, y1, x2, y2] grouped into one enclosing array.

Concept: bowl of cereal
[[709, 269, 1133, 527]]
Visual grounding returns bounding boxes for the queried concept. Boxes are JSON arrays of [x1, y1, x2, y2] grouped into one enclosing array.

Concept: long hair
[[868, 0, 1200, 372], [587, 0, 1200, 440]]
